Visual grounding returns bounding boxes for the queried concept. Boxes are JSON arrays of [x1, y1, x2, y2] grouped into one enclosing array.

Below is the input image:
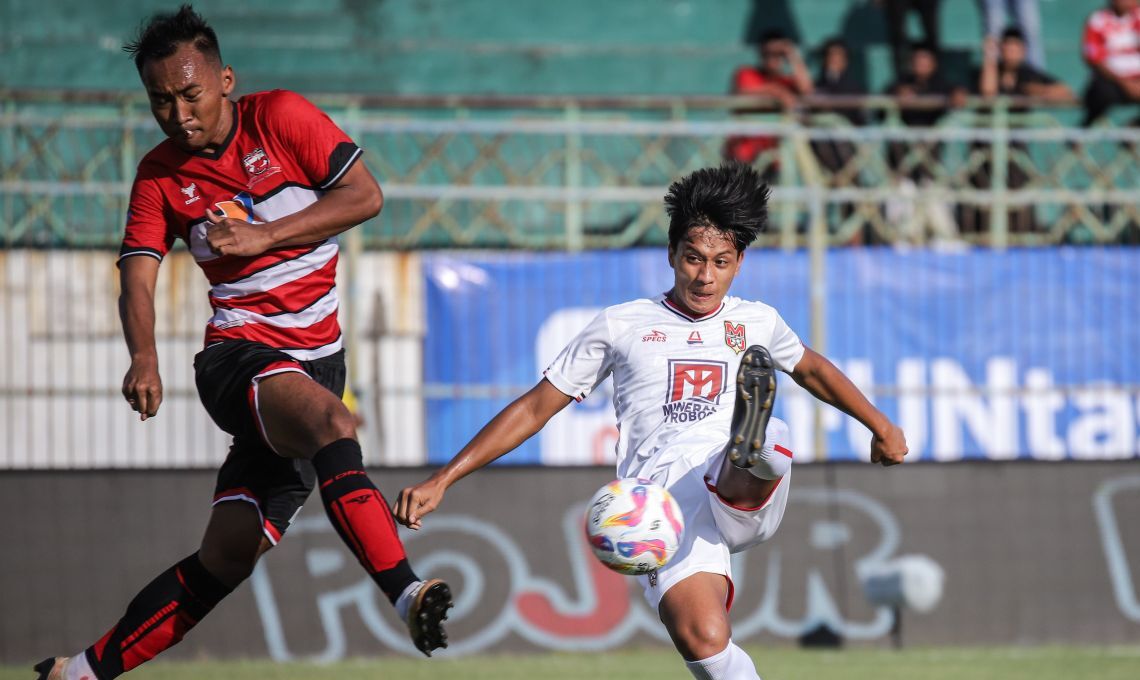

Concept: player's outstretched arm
[[791, 347, 908, 466], [119, 255, 163, 421], [205, 160, 383, 258], [395, 378, 573, 529]]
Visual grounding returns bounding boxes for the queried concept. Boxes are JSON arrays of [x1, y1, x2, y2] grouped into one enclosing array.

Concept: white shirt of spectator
[[543, 293, 805, 479], [1084, 8, 1140, 79]]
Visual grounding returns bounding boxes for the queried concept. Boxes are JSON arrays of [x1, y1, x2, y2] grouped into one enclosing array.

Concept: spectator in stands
[[724, 29, 813, 178], [811, 38, 866, 239], [965, 28, 1073, 234], [884, 42, 964, 240], [815, 38, 865, 106], [979, 27, 1072, 102], [885, 42, 964, 178], [1082, 0, 1140, 126], [880, 0, 942, 78], [978, 0, 1045, 68]]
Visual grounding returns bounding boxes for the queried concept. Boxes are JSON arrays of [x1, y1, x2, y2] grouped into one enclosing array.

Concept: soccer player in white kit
[[396, 163, 908, 679]]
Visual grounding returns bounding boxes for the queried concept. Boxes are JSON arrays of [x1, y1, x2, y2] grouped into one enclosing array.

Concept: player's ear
[[667, 246, 676, 269], [220, 65, 235, 97]]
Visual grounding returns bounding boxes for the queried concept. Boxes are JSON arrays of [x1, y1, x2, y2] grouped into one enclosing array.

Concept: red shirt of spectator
[[725, 67, 799, 164], [1084, 6, 1140, 78]]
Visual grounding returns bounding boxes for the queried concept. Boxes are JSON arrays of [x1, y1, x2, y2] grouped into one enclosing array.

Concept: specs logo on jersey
[[724, 321, 747, 354], [663, 359, 727, 424], [180, 182, 200, 205], [242, 147, 271, 175], [642, 329, 668, 343], [687, 331, 703, 345]]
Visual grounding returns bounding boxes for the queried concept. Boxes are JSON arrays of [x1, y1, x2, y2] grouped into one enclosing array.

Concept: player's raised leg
[[714, 345, 792, 508], [35, 502, 263, 680], [659, 573, 761, 680], [254, 371, 451, 655]]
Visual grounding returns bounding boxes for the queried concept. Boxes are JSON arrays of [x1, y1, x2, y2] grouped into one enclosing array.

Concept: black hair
[[759, 29, 788, 47], [821, 37, 848, 55], [1001, 26, 1027, 43], [664, 163, 770, 253], [123, 4, 221, 72], [911, 40, 938, 57]]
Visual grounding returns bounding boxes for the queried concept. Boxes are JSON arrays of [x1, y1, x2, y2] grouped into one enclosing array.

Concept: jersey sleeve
[[543, 311, 614, 402], [261, 90, 363, 189], [118, 174, 174, 265], [770, 311, 805, 373], [1083, 13, 1108, 65]]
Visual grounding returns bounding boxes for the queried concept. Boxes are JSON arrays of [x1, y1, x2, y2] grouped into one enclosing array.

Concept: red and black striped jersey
[[119, 89, 362, 360]]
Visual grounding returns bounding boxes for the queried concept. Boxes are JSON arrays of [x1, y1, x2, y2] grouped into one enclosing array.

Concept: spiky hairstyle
[[664, 163, 770, 252], [123, 4, 221, 72]]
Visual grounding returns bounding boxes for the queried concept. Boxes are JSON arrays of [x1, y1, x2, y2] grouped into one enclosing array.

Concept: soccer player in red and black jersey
[[35, 6, 451, 679]]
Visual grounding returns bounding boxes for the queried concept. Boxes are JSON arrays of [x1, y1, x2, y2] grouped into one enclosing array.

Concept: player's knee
[[675, 616, 731, 661], [198, 542, 267, 588], [314, 403, 357, 447], [281, 401, 356, 457]]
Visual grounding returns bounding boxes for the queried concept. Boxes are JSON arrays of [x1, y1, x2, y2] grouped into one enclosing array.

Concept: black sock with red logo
[[312, 438, 417, 604], [84, 552, 231, 679]]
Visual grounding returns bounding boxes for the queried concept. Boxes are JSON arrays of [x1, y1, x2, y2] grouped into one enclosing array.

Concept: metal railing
[[4, 89, 1139, 251]]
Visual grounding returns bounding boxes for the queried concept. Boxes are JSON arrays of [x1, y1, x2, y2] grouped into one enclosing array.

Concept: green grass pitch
[[4, 646, 1139, 679]]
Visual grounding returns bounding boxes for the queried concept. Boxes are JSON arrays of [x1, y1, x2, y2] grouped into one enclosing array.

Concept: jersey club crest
[[724, 321, 746, 354], [242, 147, 271, 176]]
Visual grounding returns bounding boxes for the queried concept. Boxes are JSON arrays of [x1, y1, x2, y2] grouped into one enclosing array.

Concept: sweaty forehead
[[681, 225, 737, 253], [142, 44, 216, 92]]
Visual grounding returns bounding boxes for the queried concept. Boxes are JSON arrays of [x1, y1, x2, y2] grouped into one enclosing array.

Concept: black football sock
[[312, 438, 418, 604], [84, 552, 232, 679]]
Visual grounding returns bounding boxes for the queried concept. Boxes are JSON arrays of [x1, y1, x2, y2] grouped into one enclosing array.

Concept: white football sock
[[685, 641, 761, 680], [64, 653, 95, 680], [394, 580, 423, 621], [745, 419, 792, 481]]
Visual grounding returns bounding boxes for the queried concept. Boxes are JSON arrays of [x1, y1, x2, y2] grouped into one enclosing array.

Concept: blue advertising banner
[[424, 248, 1140, 464]]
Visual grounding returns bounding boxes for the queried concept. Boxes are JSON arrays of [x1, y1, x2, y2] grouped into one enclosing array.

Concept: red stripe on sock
[[120, 605, 197, 673], [330, 489, 406, 573], [774, 444, 793, 458], [319, 469, 367, 490], [120, 602, 178, 650]]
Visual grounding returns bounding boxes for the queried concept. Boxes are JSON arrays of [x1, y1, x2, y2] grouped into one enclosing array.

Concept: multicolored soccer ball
[[584, 478, 685, 575]]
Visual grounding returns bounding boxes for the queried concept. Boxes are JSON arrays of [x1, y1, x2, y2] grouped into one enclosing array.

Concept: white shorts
[[636, 417, 793, 611]]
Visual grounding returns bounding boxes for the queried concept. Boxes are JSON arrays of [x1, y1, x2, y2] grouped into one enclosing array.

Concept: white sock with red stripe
[[685, 641, 761, 680], [63, 653, 96, 680], [746, 419, 793, 481]]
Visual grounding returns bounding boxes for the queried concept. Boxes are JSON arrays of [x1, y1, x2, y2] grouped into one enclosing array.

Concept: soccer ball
[[584, 478, 685, 575]]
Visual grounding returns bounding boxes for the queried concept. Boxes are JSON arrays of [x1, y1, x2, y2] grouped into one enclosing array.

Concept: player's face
[[140, 42, 235, 154], [667, 227, 743, 317]]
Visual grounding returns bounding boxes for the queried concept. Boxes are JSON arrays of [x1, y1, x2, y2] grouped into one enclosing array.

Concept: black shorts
[[194, 340, 346, 544]]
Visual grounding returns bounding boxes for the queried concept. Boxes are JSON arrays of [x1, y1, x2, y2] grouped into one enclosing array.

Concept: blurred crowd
[[724, 0, 1140, 240]]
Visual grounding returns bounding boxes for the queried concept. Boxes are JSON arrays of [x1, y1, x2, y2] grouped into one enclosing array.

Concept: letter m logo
[[667, 359, 727, 404]]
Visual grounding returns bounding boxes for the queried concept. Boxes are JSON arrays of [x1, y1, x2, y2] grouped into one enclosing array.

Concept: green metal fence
[[4, 90, 1140, 252]]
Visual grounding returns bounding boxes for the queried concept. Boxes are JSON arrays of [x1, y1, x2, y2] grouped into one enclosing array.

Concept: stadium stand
[[0, 0, 1100, 100]]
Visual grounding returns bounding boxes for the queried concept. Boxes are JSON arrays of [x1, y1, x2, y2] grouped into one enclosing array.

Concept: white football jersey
[[544, 293, 805, 478]]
